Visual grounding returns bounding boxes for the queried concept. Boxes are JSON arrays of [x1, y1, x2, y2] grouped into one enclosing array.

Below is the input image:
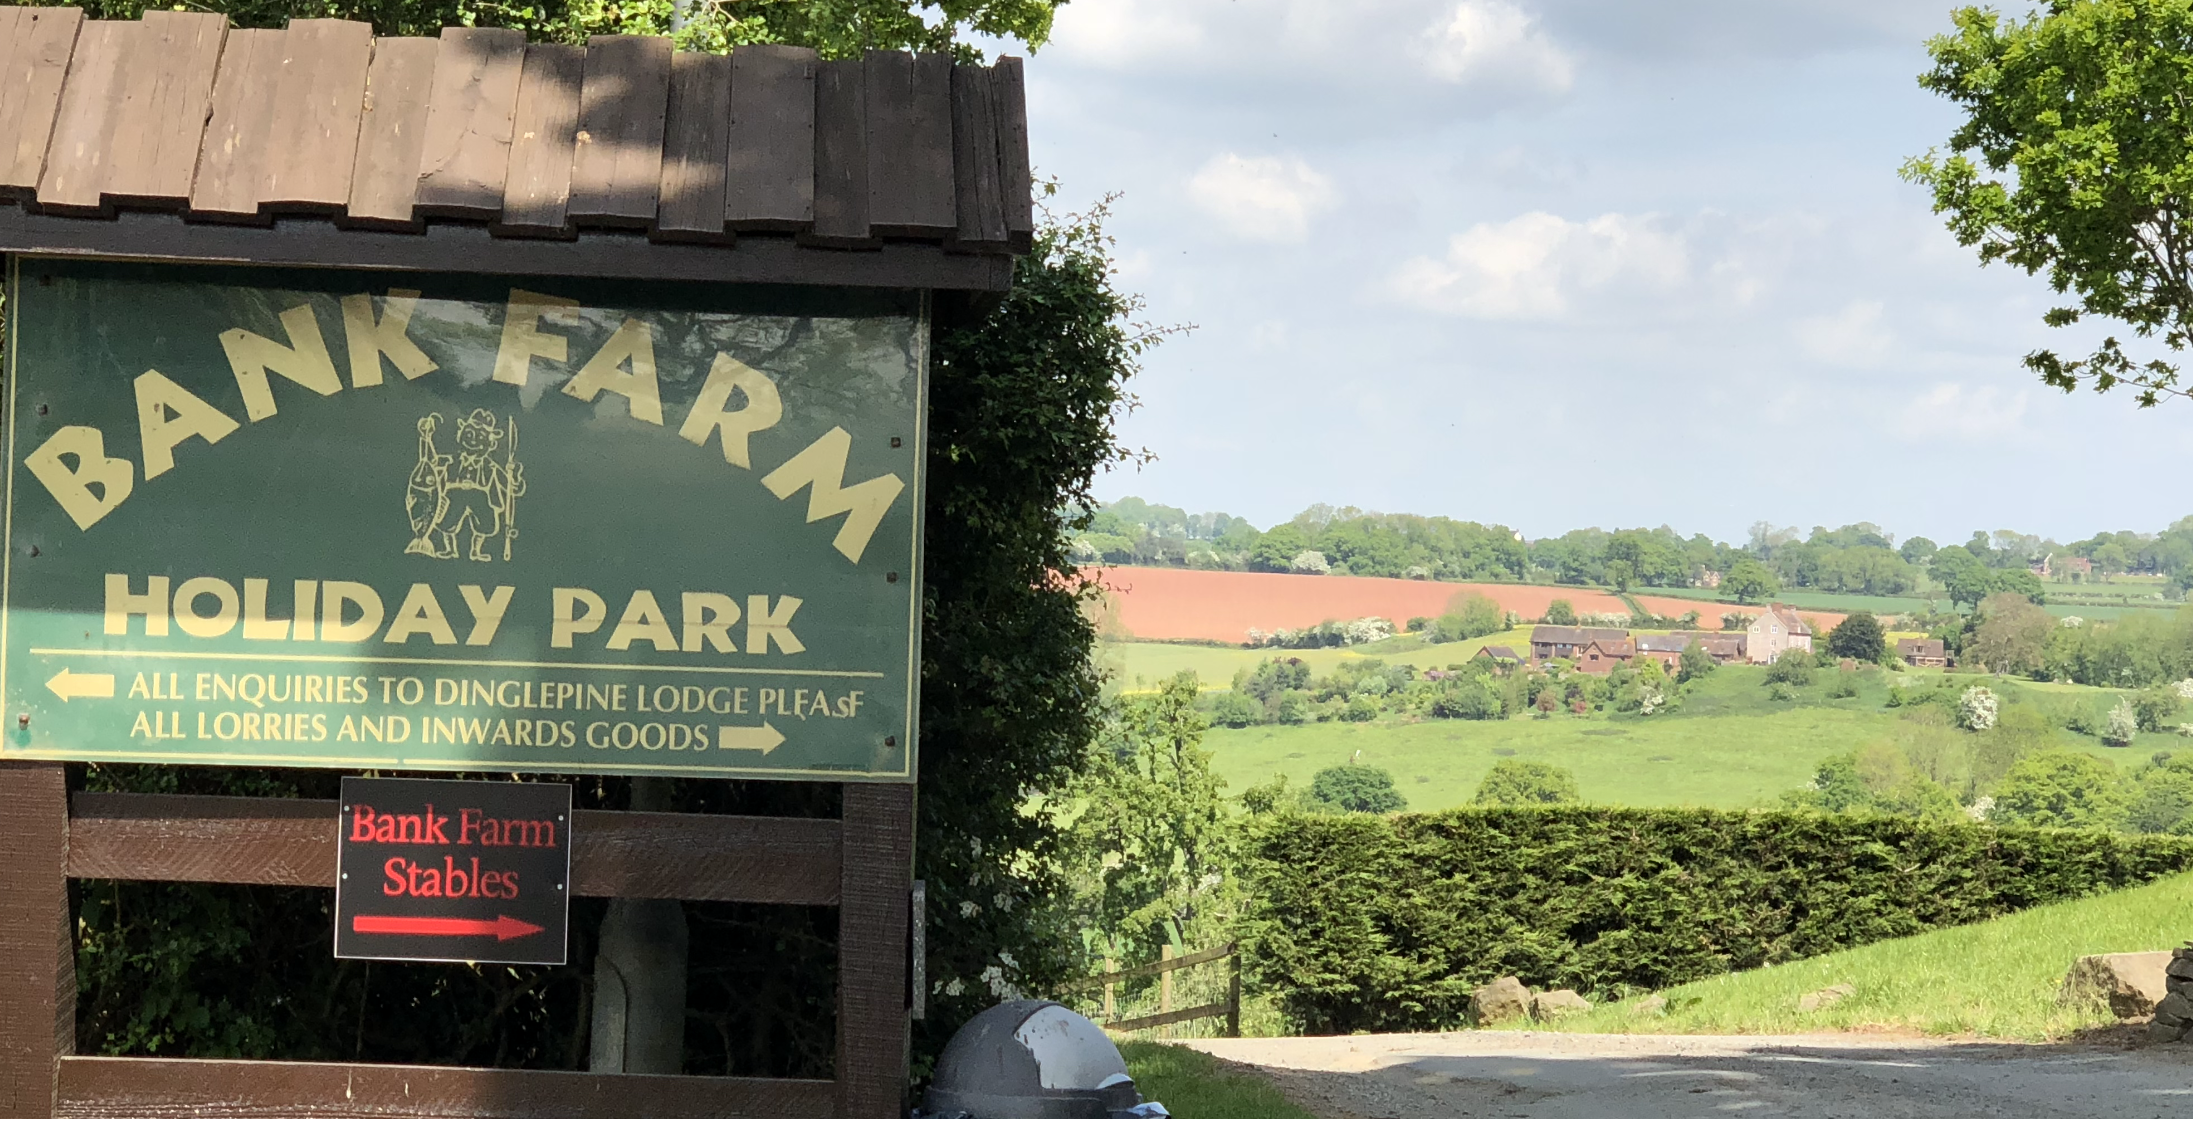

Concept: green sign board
[[0, 257, 924, 781]]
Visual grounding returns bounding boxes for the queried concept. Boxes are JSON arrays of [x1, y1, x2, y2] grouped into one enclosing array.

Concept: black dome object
[[922, 1001, 1148, 1118]]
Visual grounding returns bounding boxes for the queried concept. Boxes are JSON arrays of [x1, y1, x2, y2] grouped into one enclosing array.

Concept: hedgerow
[[1243, 807, 2193, 1034]]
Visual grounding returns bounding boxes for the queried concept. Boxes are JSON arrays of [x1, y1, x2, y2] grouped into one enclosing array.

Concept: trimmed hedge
[[1243, 807, 2193, 1034]]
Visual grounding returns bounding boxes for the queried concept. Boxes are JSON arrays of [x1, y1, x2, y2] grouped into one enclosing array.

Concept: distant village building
[[1476, 645, 1522, 670], [1529, 626, 1631, 664], [2033, 554, 2091, 581], [1745, 603, 1813, 664], [1573, 636, 1637, 675], [1697, 569, 1723, 589], [1897, 637, 1947, 668], [1635, 632, 1747, 670]]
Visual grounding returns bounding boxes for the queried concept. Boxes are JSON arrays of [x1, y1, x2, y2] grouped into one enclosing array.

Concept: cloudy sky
[[1009, 0, 2191, 547]]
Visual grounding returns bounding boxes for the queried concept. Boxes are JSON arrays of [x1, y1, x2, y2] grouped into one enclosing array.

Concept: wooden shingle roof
[[0, 8, 1031, 289]]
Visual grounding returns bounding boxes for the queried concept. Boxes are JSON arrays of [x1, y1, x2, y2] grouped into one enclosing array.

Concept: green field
[[1538, 868, 2193, 1041], [1097, 629, 1532, 693], [1119, 1042, 1309, 1118], [1102, 640, 2189, 810]]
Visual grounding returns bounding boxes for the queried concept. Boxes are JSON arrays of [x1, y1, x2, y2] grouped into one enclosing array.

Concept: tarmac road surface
[[1183, 1030, 2193, 1118]]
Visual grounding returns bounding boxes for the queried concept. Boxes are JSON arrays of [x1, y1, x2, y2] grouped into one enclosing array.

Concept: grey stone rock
[[2150, 1017, 2188, 1042], [1530, 989, 1592, 1022], [1469, 977, 1534, 1027], [2060, 952, 2172, 1018], [1629, 994, 1667, 1017], [1797, 984, 1855, 1013], [2153, 992, 2193, 1025], [2167, 957, 2193, 980]]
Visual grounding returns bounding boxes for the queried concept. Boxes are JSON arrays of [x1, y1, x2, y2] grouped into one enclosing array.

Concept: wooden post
[[0, 763, 72, 1118], [1102, 956, 1115, 1024], [1226, 948, 1242, 1039], [837, 783, 913, 1117], [1158, 944, 1172, 1039]]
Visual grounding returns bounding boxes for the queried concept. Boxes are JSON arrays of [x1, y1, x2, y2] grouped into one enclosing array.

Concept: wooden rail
[[0, 766, 913, 1119], [1076, 942, 1240, 1039]]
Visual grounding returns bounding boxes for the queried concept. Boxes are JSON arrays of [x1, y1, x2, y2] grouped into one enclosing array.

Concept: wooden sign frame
[[0, 5, 1036, 1112], [0, 763, 913, 1117]]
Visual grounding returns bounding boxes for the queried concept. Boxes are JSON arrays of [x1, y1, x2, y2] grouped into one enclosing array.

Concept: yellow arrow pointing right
[[718, 721, 786, 755], [46, 668, 114, 702]]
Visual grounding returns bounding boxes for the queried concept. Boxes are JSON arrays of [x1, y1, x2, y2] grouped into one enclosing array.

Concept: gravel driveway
[[1183, 1030, 2193, 1118]]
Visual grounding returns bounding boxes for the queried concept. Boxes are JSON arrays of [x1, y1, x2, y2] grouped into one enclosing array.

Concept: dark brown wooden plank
[[569, 34, 671, 227], [64, 793, 843, 904], [1106, 1000, 1233, 1033], [56, 1058, 834, 1118], [655, 49, 731, 240], [191, 27, 284, 219], [35, 18, 134, 213], [347, 36, 439, 228], [0, 209, 1014, 290], [949, 63, 1007, 251], [866, 50, 953, 237], [0, 7, 84, 199], [724, 44, 814, 232], [498, 42, 584, 237], [101, 11, 225, 206], [571, 809, 839, 903], [992, 55, 1033, 253], [809, 57, 870, 247], [260, 18, 372, 210], [836, 783, 913, 1118], [0, 764, 72, 1118], [415, 25, 526, 218]]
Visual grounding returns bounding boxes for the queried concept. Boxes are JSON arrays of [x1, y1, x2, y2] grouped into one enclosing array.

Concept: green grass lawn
[[1199, 665, 2184, 811], [1536, 868, 2193, 1041], [1100, 631, 1530, 693], [1119, 1041, 1309, 1118]]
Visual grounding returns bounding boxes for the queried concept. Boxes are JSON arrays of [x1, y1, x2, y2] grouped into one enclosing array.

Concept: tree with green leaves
[[1991, 749, 2126, 829], [1677, 640, 1717, 683], [1543, 598, 1578, 626], [1308, 764, 1407, 814], [1060, 672, 1238, 967], [1826, 611, 1887, 662], [1906, 1, 2193, 407], [1472, 760, 1580, 806], [1717, 558, 1777, 605]]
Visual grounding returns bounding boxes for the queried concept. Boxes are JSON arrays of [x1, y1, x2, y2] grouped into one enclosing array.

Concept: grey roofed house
[[1636, 632, 1746, 665], [1476, 645, 1522, 664], [1529, 625, 1629, 661]]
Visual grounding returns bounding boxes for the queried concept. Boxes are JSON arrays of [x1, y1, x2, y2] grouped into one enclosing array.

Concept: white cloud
[[1414, 0, 1575, 92], [1795, 300, 1892, 367], [1046, 0, 1206, 66], [1389, 211, 1688, 319], [1186, 153, 1338, 243], [1895, 383, 2030, 440]]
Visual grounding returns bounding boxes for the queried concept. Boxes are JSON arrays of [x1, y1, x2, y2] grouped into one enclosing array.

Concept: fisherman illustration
[[405, 409, 526, 562]]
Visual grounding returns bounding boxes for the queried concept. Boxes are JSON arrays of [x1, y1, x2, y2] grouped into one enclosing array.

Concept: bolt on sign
[[0, 257, 924, 781], [335, 777, 572, 964]]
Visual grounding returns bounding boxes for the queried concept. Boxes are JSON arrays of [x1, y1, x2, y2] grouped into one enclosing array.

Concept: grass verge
[[1542, 868, 2193, 1041], [1120, 1041, 1310, 1118]]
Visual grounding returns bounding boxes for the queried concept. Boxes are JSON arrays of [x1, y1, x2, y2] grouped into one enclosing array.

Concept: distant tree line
[[1072, 498, 2193, 603]]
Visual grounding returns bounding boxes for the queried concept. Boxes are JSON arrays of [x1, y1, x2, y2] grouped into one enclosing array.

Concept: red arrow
[[353, 914, 544, 942]]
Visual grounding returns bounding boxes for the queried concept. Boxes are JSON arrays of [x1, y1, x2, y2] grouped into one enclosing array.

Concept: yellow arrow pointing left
[[46, 668, 114, 702]]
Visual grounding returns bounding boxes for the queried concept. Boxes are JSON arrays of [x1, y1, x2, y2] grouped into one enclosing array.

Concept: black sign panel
[[334, 777, 571, 965]]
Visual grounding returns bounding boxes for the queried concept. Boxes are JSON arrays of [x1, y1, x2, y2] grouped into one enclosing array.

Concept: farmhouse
[[1745, 604, 1813, 664], [1635, 632, 1746, 670], [1897, 637, 1947, 668], [1476, 645, 1522, 670], [1573, 636, 1636, 675], [1529, 625, 1629, 663]]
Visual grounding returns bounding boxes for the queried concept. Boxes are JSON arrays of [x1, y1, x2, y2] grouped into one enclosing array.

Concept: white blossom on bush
[[1957, 686, 1998, 731], [1290, 549, 1331, 575], [1966, 795, 1995, 822], [2105, 698, 2137, 746], [2174, 677, 2193, 700], [1638, 689, 1666, 716], [2060, 615, 2085, 628], [959, 900, 980, 919]]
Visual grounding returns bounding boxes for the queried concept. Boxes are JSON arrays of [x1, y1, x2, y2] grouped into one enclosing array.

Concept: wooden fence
[[1072, 943, 1240, 1038]]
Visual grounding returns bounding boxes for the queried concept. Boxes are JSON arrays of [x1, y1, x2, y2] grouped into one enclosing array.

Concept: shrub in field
[[1309, 765, 1406, 814], [1957, 685, 1998, 731], [1241, 808, 2193, 1033], [1992, 749, 2124, 829], [1205, 692, 1262, 729], [1473, 761, 1580, 805], [1764, 649, 1814, 686]]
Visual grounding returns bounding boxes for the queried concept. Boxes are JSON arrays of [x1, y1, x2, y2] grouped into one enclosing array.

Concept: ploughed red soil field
[[1089, 566, 1846, 643]]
